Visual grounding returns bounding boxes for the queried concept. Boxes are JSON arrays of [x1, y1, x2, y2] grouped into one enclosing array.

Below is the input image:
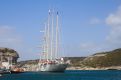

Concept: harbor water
[[0, 70, 121, 80]]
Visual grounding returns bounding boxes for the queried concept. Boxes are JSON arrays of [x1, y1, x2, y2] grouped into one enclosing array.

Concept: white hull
[[39, 63, 68, 72]]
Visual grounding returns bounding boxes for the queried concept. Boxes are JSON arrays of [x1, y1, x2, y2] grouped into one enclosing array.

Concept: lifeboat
[[10, 68, 24, 74]]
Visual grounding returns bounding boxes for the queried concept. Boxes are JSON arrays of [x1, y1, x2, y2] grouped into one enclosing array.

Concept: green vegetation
[[0, 47, 19, 57], [64, 57, 86, 67], [82, 48, 121, 67], [0, 47, 19, 63]]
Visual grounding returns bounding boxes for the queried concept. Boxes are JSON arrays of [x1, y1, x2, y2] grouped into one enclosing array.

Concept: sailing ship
[[37, 10, 68, 72]]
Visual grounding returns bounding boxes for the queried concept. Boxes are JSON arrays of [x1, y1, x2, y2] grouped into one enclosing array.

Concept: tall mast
[[51, 9, 54, 60], [47, 9, 51, 61], [44, 23, 47, 60], [55, 12, 59, 59]]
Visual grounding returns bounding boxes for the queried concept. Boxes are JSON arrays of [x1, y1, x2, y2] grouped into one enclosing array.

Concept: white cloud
[[0, 26, 23, 49], [0, 26, 26, 60], [105, 5, 121, 49], [64, 42, 104, 57], [80, 43, 96, 51], [106, 6, 121, 26], [72, 5, 121, 56], [0, 26, 13, 37], [0, 26, 40, 60], [90, 17, 101, 25]]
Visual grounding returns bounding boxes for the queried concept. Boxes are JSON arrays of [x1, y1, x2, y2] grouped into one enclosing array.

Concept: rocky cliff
[[0, 47, 19, 64]]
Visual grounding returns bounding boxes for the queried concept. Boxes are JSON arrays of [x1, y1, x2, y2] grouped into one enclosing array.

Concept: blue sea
[[0, 70, 121, 80]]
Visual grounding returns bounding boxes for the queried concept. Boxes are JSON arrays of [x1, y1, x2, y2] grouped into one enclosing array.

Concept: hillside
[[17, 59, 39, 67], [17, 48, 121, 70], [82, 48, 121, 67], [64, 57, 86, 66]]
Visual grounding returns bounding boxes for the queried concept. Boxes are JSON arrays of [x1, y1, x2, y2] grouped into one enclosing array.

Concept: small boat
[[10, 68, 24, 74], [0, 69, 11, 74], [107, 68, 118, 70], [10, 71, 24, 74]]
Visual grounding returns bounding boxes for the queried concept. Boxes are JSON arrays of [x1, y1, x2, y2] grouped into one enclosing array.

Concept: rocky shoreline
[[67, 66, 121, 70], [19, 63, 121, 71], [16, 48, 121, 71]]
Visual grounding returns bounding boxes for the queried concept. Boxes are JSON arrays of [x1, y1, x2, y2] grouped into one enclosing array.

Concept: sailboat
[[37, 10, 68, 72]]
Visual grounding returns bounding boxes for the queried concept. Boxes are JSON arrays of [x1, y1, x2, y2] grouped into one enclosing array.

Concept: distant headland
[[1, 47, 121, 71]]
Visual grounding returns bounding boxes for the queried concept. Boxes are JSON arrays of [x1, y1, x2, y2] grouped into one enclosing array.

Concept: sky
[[0, 0, 121, 60]]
